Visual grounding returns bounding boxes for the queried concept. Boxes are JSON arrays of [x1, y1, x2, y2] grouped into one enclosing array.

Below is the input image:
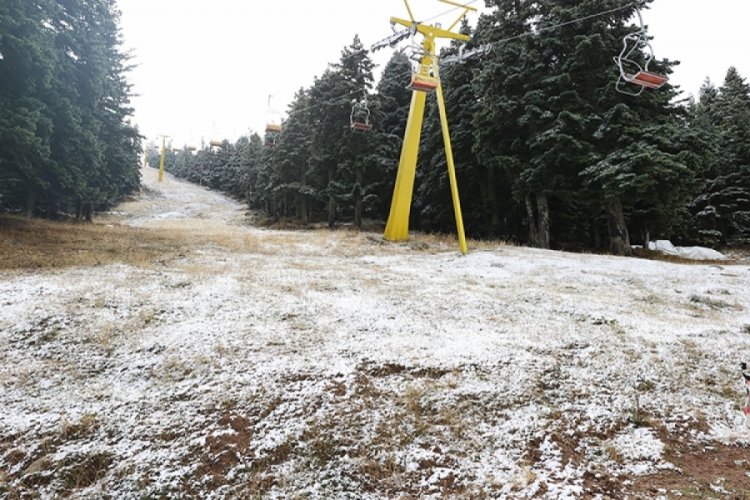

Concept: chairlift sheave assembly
[[407, 34, 440, 93], [613, 3, 668, 96]]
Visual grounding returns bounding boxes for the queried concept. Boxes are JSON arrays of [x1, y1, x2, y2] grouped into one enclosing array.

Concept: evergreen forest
[[2, 0, 749, 254], [151, 0, 750, 255], [0, 0, 141, 220]]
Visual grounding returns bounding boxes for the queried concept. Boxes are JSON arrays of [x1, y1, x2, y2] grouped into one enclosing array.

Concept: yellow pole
[[434, 62, 468, 255], [158, 136, 166, 182], [385, 45, 434, 242], [384, 84, 428, 241], [384, 2, 474, 253]]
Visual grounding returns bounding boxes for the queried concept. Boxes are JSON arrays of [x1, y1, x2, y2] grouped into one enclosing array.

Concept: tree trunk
[[354, 196, 362, 230], [642, 228, 651, 250], [478, 171, 489, 231], [85, 203, 93, 222], [604, 197, 632, 256], [327, 195, 336, 229], [487, 167, 501, 233], [525, 192, 539, 247], [592, 216, 601, 250], [354, 165, 363, 229], [75, 200, 83, 222], [299, 195, 309, 225], [26, 192, 37, 218], [536, 193, 550, 249]]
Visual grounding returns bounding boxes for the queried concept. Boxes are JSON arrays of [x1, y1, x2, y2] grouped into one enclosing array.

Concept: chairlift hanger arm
[[438, 0, 477, 10], [403, 0, 416, 23], [390, 16, 470, 42], [371, 28, 412, 52], [437, 0, 477, 32]]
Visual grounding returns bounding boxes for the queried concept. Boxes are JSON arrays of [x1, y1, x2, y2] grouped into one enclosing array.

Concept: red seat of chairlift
[[410, 75, 438, 93], [629, 71, 668, 89], [352, 121, 372, 132]]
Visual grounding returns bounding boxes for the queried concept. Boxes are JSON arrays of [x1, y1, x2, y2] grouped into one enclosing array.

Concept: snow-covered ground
[[2, 168, 750, 497]]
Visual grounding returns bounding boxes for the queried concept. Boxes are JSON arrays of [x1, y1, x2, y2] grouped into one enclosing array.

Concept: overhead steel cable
[[490, 1, 639, 46], [264, 1, 642, 129]]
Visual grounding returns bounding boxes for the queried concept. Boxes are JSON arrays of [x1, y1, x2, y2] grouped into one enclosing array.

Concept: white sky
[[118, 0, 750, 148]]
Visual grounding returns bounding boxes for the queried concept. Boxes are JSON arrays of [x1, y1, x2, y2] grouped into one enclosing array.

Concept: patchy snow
[[648, 239, 728, 261], [609, 427, 665, 475], [2, 167, 750, 497]]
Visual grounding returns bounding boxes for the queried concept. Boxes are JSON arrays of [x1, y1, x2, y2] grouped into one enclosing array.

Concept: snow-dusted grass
[[2, 168, 750, 497]]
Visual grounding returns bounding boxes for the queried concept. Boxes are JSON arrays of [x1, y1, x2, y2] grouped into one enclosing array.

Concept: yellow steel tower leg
[[434, 63, 468, 255], [384, 87, 428, 241], [158, 136, 167, 182], [383, 0, 476, 254]]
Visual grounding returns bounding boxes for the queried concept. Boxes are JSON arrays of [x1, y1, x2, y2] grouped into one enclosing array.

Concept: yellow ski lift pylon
[[384, 0, 476, 255], [158, 135, 170, 182], [265, 95, 282, 146]]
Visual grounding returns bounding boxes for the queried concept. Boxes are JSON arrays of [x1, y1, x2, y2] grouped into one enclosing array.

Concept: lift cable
[[259, 1, 648, 131]]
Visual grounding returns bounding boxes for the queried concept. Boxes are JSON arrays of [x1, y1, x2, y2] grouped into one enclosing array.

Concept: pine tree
[[306, 69, 343, 226], [473, 1, 539, 241], [94, 0, 142, 210], [534, 0, 690, 255], [333, 36, 376, 229], [682, 80, 721, 245], [234, 133, 264, 203], [271, 88, 315, 222], [701, 68, 750, 244], [370, 51, 412, 221], [0, 0, 141, 218], [0, 0, 57, 215]]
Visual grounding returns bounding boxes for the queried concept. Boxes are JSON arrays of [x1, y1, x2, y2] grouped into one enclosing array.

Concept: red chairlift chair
[[350, 96, 373, 132], [613, 5, 668, 96], [409, 73, 439, 93]]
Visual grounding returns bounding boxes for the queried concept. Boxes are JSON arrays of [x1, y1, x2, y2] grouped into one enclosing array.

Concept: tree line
[[0, 0, 141, 220], [153, 0, 750, 254]]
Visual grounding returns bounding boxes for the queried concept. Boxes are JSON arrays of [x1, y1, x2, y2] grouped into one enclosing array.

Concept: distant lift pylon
[[265, 95, 282, 146]]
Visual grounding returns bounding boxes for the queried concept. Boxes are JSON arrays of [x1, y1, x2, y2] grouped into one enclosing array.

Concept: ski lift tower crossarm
[[384, 0, 476, 255]]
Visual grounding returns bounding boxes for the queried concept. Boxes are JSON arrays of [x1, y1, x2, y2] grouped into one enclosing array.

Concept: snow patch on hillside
[[2, 168, 750, 497]]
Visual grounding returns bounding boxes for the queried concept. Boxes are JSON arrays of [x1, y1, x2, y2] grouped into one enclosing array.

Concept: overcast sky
[[118, 0, 750, 148]]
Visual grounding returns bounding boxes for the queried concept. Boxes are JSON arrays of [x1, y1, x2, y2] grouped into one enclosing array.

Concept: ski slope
[[2, 168, 750, 497]]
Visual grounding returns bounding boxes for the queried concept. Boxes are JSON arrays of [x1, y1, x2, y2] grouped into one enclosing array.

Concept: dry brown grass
[[60, 414, 99, 440], [0, 216, 187, 270], [0, 213, 511, 272]]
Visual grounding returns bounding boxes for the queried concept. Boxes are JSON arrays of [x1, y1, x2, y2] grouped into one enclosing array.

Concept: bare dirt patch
[[631, 429, 750, 498]]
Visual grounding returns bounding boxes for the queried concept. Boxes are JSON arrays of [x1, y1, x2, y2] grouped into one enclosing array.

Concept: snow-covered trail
[[2, 168, 750, 497], [114, 167, 248, 228]]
